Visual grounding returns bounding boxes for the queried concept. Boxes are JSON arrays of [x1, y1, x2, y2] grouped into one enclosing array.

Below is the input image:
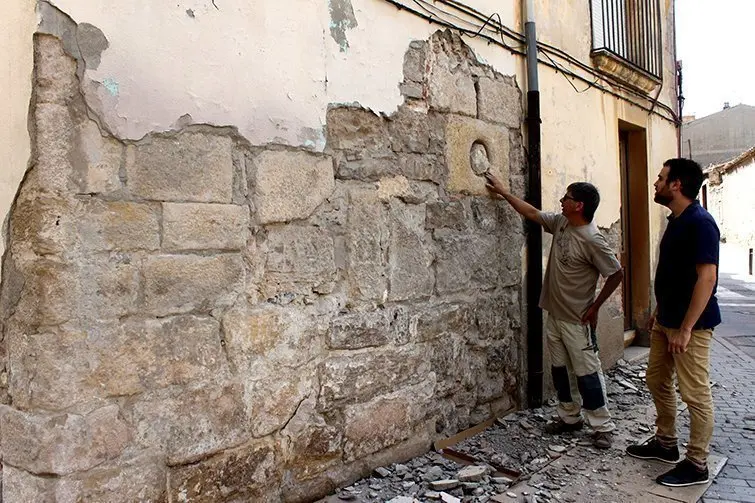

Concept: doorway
[[618, 122, 651, 339]]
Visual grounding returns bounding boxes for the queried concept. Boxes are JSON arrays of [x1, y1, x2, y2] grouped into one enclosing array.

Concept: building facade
[[0, 1, 678, 500]]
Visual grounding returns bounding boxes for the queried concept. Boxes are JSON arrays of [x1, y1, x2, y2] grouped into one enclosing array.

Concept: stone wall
[[0, 30, 525, 502]]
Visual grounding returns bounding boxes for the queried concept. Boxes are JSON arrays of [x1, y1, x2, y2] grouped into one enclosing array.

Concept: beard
[[654, 192, 672, 206]]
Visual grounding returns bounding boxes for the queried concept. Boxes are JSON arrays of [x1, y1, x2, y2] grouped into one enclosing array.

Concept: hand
[[667, 327, 692, 354], [581, 303, 599, 329], [484, 173, 508, 197]]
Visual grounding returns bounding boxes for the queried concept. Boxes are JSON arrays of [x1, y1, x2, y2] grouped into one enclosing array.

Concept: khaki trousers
[[646, 322, 714, 466], [546, 315, 615, 433]]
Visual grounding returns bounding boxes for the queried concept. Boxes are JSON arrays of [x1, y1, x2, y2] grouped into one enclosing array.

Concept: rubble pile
[[324, 359, 653, 503]]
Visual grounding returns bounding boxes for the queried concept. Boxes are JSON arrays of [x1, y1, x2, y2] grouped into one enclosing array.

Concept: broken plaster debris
[[324, 358, 680, 503]]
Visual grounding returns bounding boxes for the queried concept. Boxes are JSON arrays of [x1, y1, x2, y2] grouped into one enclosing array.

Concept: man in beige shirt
[[486, 173, 624, 448]]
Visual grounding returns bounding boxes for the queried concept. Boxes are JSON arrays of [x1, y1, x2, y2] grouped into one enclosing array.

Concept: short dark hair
[[567, 182, 600, 222], [663, 158, 704, 200]]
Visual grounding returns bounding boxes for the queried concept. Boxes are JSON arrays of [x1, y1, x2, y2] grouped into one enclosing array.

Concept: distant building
[[705, 146, 755, 253], [681, 104, 755, 167]]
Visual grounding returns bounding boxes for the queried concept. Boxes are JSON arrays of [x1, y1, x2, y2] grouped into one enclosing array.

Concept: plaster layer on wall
[[0, 0, 36, 277], [43, 0, 518, 150]]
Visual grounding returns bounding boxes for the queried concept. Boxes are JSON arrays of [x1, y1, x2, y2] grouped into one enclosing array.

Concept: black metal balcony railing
[[590, 0, 663, 79]]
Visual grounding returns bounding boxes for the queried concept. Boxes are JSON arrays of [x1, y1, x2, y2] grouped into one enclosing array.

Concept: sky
[[676, 1, 755, 119]]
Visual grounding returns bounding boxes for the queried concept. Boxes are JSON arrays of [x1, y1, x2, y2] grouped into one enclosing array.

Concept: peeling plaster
[[328, 0, 358, 52]]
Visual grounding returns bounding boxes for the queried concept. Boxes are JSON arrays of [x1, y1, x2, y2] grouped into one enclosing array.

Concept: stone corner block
[[163, 202, 249, 251], [252, 150, 335, 224], [444, 115, 509, 195], [126, 133, 233, 203]]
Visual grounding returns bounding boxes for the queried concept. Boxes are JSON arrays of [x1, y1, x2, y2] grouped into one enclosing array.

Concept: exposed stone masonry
[[0, 30, 525, 502]]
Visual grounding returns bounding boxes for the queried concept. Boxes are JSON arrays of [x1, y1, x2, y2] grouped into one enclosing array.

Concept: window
[[590, 0, 663, 80]]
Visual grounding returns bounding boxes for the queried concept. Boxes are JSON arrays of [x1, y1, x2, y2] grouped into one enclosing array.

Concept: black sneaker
[[656, 459, 710, 487], [625, 437, 680, 464], [544, 418, 584, 434]]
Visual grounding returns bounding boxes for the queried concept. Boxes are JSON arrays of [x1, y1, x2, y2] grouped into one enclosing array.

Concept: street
[[702, 270, 755, 502]]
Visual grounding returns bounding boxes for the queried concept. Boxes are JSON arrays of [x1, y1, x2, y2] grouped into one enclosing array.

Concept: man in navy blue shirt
[[626, 158, 721, 487]]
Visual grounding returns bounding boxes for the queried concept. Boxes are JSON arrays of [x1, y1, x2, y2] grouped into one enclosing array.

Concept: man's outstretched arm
[[485, 173, 543, 225]]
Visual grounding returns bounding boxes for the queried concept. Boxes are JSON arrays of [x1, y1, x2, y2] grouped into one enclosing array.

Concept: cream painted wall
[[0, 0, 36, 273], [46, 0, 519, 148], [710, 159, 755, 248]]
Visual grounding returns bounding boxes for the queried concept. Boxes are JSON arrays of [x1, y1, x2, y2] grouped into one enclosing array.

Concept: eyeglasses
[[560, 195, 577, 203]]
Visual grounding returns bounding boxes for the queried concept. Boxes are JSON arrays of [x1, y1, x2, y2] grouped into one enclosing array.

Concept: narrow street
[[702, 270, 755, 503]]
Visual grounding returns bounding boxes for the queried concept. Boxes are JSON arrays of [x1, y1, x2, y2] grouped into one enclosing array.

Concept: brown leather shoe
[[544, 419, 584, 434], [592, 431, 613, 449]]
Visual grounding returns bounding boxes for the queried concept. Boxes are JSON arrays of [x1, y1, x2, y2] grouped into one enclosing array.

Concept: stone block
[[403, 40, 427, 83], [343, 397, 410, 462], [222, 304, 327, 377], [445, 115, 509, 195], [78, 199, 160, 251], [56, 453, 167, 503], [477, 75, 522, 128], [425, 200, 471, 231], [126, 133, 233, 202], [143, 254, 244, 316], [251, 150, 335, 224], [397, 153, 446, 183], [222, 305, 284, 360], [399, 82, 423, 100], [335, 154, 398, 182], [327, 308, 400, 350], [429, 337, 474, 396], [319, 347, 429, 405], [1, 465, 56, 503], [343, 380, 435, 462], [377, 176, 439, 204], [128, 382, 249, 464], [14, 258, 78, 327], [262, 226, 336, 299], [168, 443, 279, 503], [388, 200, 434, 301], [75, 120, 124, 195], [35, 103, 77, 192], [410, 302, 473, 343], [427, 44, 476, 116], [474, 294, 516, 342], [434, 230, 500, 294], [78, 253, 140, 320], [7, 326, 95, 410], [345, 188, 388, 303], [245, 373, 315, 438], [281, 396, 343, 478], [388, 110, 431, 153], [163, 202, 249, 250], [326, 107, 390, 153], [34, 34, 78, 106], [10, 191, 79, 255], [0, 404, 130, 475], [89, 316, 229, 396]]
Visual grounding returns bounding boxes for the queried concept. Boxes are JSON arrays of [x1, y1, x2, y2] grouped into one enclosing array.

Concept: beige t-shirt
[[539, 212, 622, 324]]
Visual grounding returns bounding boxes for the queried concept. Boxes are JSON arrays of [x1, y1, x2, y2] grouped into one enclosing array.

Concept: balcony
[[590, 0, 663, 93]]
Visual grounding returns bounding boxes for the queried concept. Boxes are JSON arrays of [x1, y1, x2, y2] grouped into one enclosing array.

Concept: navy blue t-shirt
[[655, 201, 721, 330]]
